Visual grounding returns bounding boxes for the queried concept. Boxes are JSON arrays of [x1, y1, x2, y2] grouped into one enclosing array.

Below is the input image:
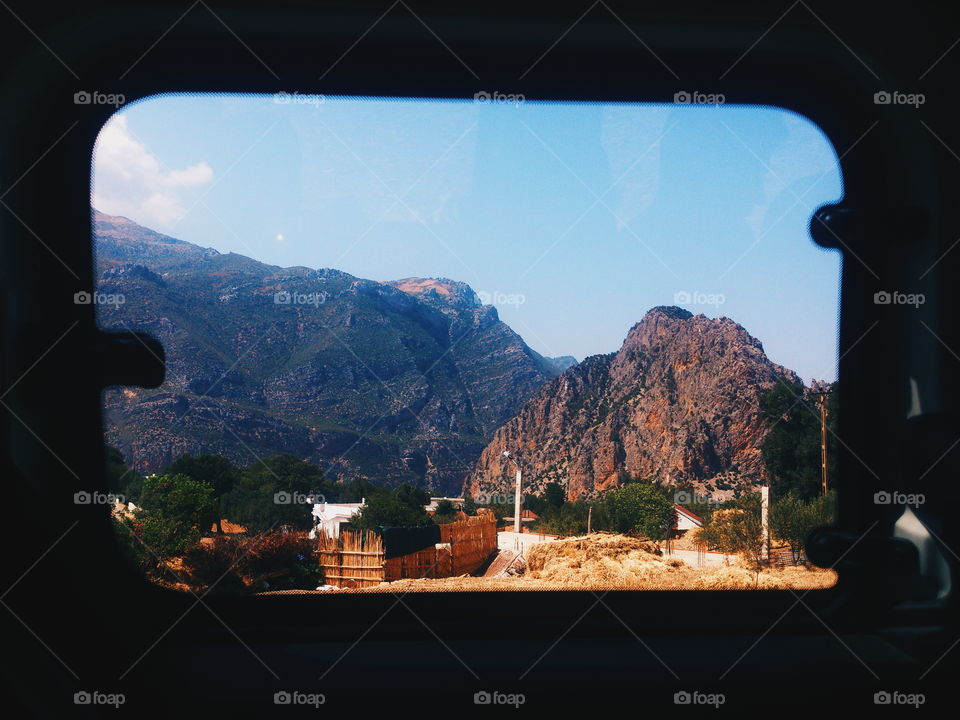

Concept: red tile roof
[[674, 504, 703, 524]]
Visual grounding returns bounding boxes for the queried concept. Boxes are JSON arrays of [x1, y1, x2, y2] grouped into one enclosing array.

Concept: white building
[[424, 496, 464, 513], [312, 500, 365, 538], [674, 504, 704, 533]]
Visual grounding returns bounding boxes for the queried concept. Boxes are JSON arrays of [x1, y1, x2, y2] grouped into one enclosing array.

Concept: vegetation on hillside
[[350, 484, 433, 530], [759, 380, 838, 501], [107, 375, 839, 591]]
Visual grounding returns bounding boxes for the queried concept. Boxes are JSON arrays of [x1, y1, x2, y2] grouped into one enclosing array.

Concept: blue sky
[[92, 95, 843, 383]]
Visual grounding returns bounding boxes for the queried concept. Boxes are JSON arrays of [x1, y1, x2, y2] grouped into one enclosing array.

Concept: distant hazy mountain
[[543, 355, 578, 374], [464, 306, 803, 500], [94, 210, 575, 494]]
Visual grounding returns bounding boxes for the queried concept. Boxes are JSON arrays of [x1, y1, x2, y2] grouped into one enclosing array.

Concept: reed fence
[[317, 515, 497, 588], [317, 530, 384, 588], [441, 514, 498, 576]]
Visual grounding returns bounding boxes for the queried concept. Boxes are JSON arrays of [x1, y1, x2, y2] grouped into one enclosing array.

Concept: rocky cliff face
[[94, 211, 572, 495], [464, 306, 802, 500]]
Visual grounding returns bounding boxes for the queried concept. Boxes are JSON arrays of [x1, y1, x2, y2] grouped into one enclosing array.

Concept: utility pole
[[760, 485, 770, 562], [587, 506, 593, 534], [812, 390, 831, 495], [503, 451, 522, 533]]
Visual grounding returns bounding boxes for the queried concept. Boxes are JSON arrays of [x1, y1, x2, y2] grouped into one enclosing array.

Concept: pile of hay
[[266, 533, 836, 593], [523, 533, 835, 590], [525, 533, 688, 587]]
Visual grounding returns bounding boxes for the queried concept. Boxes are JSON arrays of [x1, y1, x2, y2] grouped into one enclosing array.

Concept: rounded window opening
[[93, 95, 842, 593]]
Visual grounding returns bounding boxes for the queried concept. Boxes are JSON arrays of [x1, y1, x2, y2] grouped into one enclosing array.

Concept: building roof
[[674, 504, 704, 525]]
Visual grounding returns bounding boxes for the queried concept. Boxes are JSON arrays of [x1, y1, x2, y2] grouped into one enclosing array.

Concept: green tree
[[121, 473, 218, 567], [395, 483, 430, 511], [770, 490, 837, 563], [697, 493, 765, 579], [599, 481, 675, 542], [538, 500, 591, 537], [336, 477, 376, 503], [244, 454, 328, 496], [351, 489, 432, 530], [523, 492, 546, 515], [760, 381, 838, 501], [167, 454, 241, 533], [139, 473, 218, 530], [222, 455, 329, 533], [115, 513, 199, 571], [105, 444, 144, 504], [432, 498, 458, 525], [542, 482, 566, 511]]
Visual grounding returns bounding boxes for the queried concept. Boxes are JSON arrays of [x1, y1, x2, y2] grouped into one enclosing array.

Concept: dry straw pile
[[281, 532, 835, 593]]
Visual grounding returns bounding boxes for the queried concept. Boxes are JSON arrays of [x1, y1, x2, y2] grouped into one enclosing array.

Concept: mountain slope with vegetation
[[95, 211, 572, 494], [464, 306, 803, 499]]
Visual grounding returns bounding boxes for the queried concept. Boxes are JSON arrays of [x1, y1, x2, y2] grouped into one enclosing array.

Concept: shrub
[[115, 473, 217, 571], [771, 490, 837, 563], [351, 487, 432, 530], [599, 481, 675, 542], [222, 455, 328, 533], [696, 493, 765, 578], [181, 531, 321, 592]]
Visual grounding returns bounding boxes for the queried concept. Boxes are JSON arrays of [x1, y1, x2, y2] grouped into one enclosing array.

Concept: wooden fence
[[317, 515, 498, 589]]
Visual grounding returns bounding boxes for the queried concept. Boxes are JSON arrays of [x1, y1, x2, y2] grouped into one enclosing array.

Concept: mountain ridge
[[94, 211, 575, 494], [94, 211, 805, 501], [464, 305, 802, 500]]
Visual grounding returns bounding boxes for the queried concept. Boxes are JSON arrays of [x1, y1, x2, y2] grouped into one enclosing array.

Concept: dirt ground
[[263, 533, 837, 594]]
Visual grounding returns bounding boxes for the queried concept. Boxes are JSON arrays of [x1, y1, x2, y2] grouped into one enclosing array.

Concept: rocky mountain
[[463, 306, 802, 500], [93, 211, 574, 495]]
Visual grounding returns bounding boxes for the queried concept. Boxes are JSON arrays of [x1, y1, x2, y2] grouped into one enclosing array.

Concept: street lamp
[[503, 450, 522, 533]]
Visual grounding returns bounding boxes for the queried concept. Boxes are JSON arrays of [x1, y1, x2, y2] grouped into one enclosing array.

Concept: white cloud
[[92, 114, 213, 228]]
